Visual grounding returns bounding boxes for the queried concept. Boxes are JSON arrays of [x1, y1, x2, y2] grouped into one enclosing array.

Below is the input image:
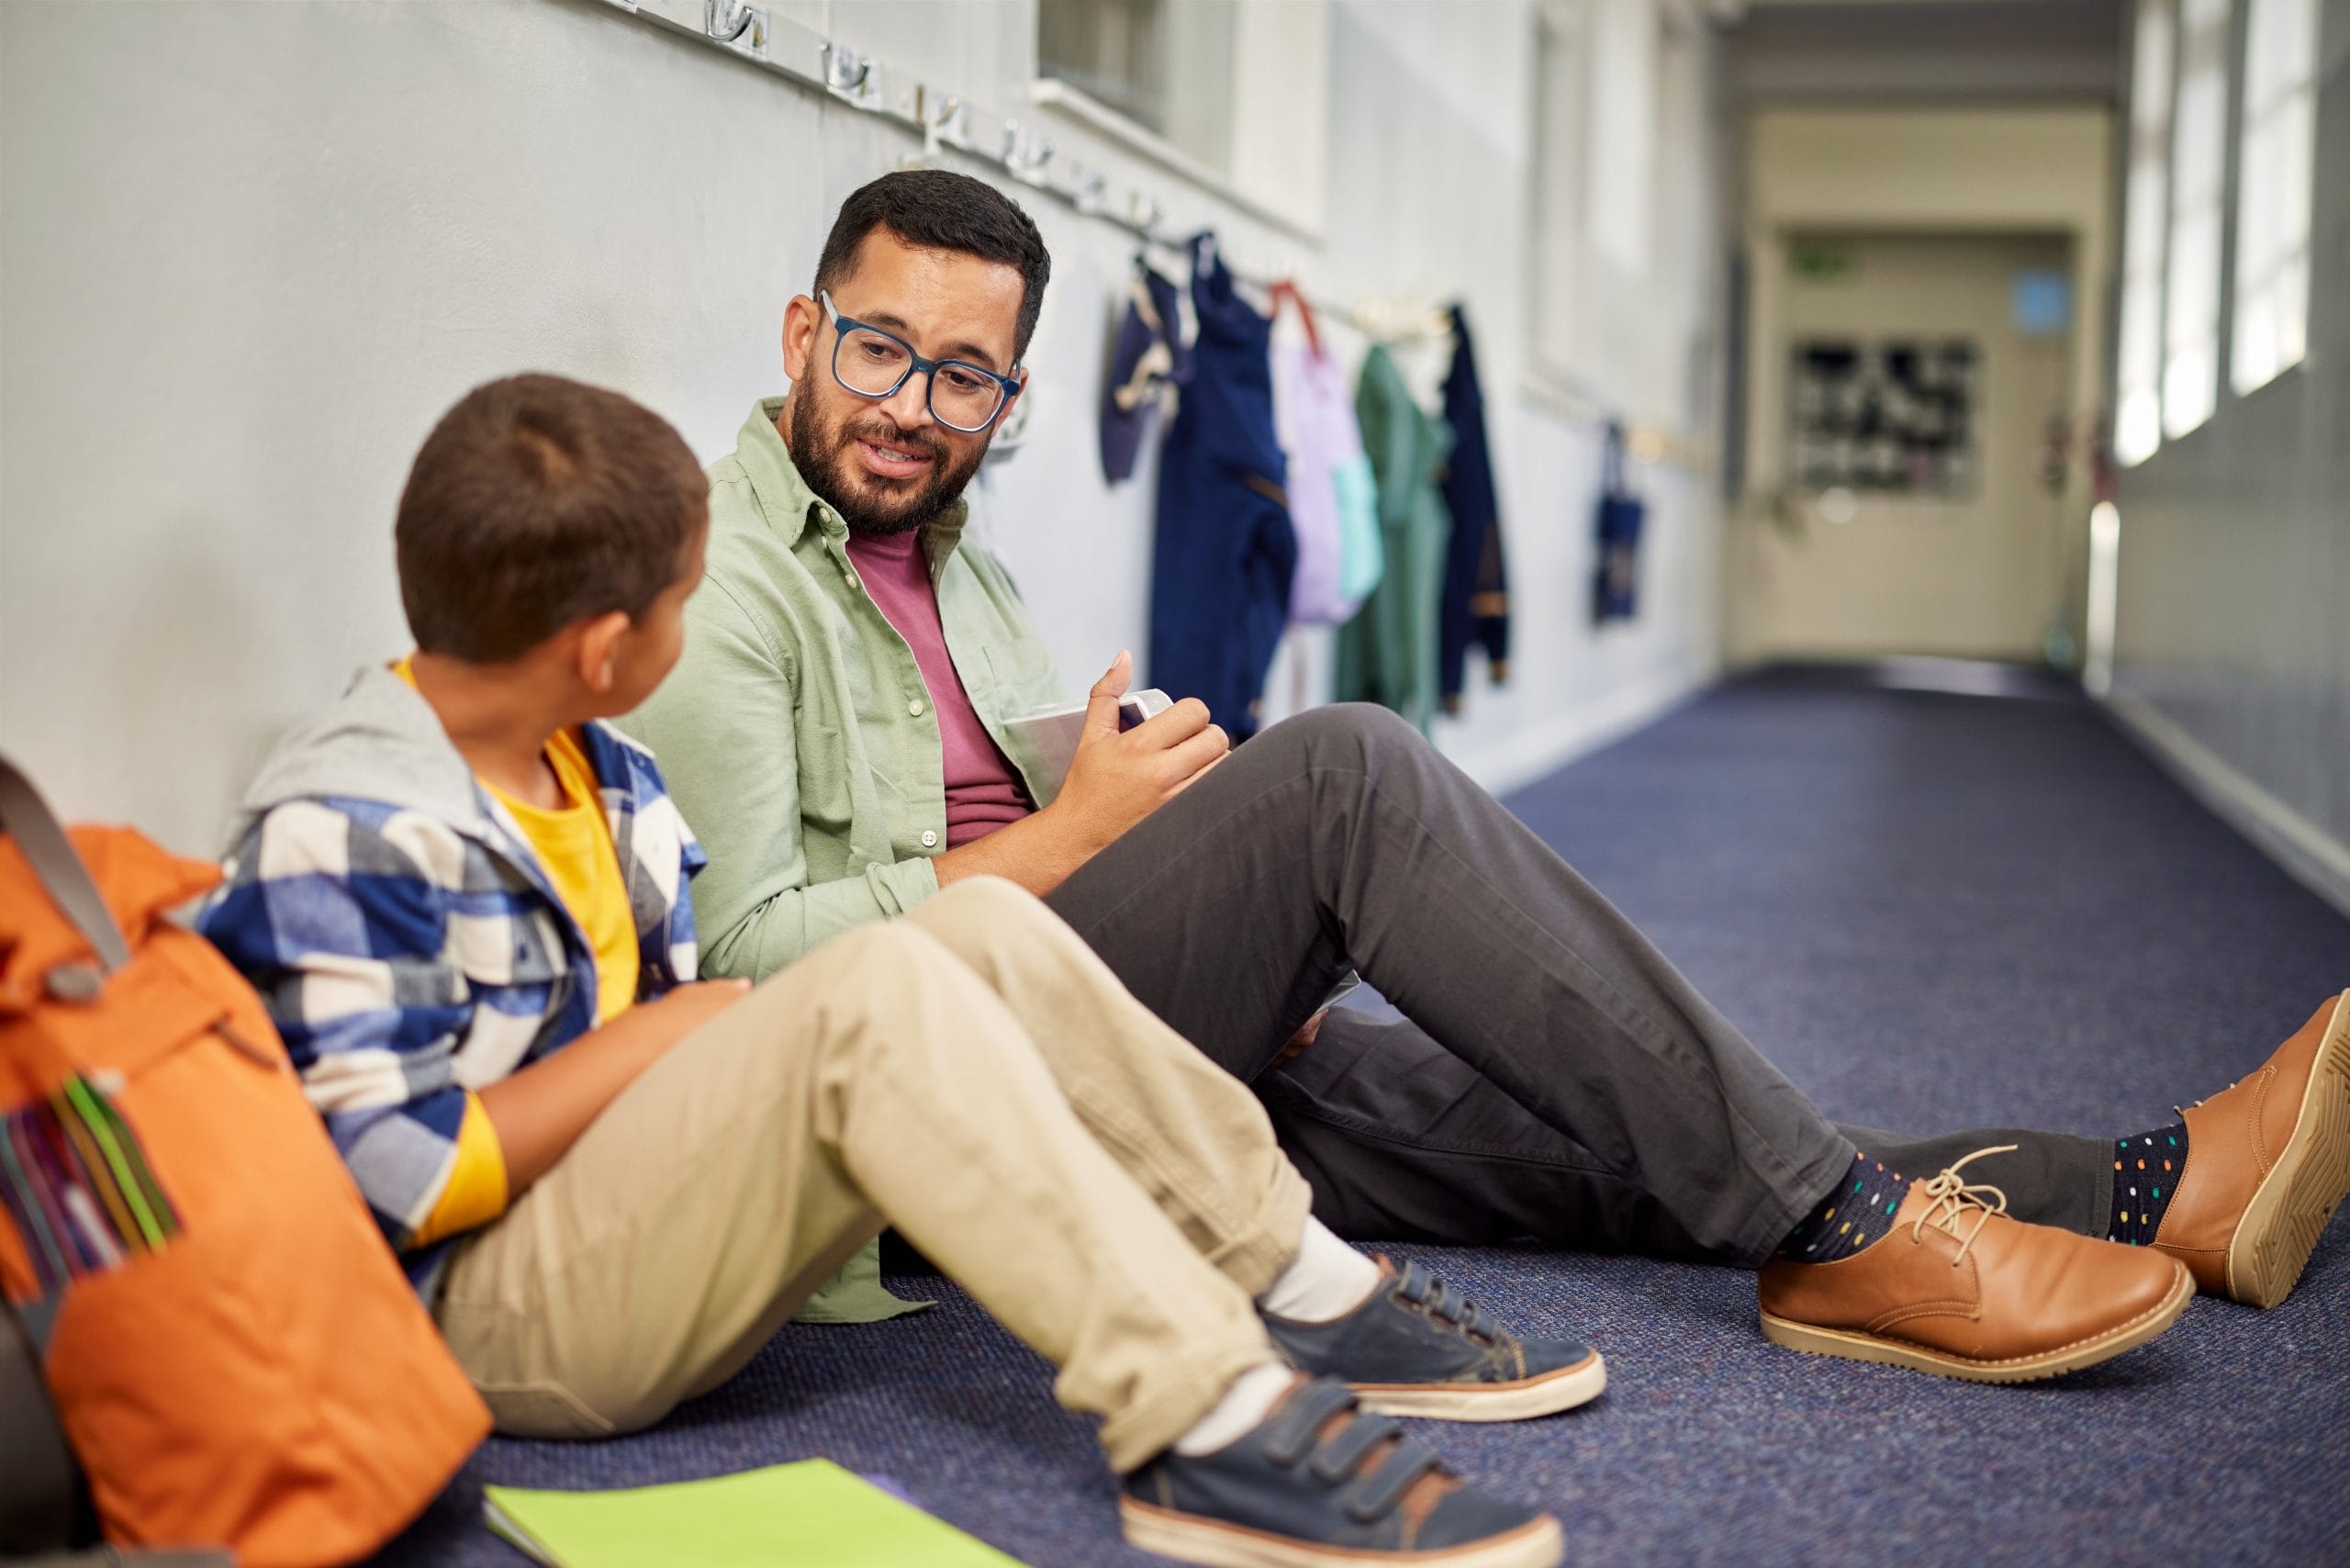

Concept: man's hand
[[934, 652, 1227, 898], [1050, 651, 1228, 857], [1271, 1008, 1331, 1067]]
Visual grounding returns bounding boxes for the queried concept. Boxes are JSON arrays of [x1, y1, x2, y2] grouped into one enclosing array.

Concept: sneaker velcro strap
[[1309, 1410, 1405, 1484], [1339, 1433, 1445, 1523], [1397, 1262, 1486, 1337], [1260, 1376, 1360, 1467]]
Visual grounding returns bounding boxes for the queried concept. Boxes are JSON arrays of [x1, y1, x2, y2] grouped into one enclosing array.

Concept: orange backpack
[[0, 757, 488, 1564]]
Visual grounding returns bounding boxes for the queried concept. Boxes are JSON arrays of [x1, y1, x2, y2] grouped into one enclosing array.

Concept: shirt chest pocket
[[980, 641, 1063, 717]]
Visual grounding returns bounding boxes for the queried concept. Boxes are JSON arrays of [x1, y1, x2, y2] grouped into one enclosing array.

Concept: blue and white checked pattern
[[198, 721, 704, 1287]]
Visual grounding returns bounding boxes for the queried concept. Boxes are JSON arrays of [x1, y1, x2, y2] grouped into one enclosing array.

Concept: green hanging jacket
[[1335, 345, 1454, 734]]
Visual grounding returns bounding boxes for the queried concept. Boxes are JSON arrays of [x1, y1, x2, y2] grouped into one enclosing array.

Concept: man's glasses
[[820, 292, 1020, 433]]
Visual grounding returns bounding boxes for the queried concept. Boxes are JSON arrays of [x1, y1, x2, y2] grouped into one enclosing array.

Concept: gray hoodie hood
[[227, 665, 497, 852]]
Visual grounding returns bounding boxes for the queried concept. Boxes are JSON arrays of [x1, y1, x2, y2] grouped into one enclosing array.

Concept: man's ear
[[782, 294, 821, 383], [576, 610, 633, 697], [999, 366, 1030, 416]]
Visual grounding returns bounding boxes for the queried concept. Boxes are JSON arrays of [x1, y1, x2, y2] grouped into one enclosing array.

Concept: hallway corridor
[[380, 669, 2350, 1567]]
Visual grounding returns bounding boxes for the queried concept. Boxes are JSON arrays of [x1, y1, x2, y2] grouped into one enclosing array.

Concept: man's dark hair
[[396, 374, 707, 664], [813, 170, 1053, 360]]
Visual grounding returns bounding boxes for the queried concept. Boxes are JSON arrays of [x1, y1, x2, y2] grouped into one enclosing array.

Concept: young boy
[[196, 374, 1597, 1568]]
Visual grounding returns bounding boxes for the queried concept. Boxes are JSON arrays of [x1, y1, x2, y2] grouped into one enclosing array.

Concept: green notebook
[[483, 1460, 1026, 1568]]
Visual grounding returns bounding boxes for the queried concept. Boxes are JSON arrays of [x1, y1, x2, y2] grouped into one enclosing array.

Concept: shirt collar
[[735, 397, 971, 569]]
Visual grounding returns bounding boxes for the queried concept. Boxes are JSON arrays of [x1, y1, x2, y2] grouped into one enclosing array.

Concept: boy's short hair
[[813, 170, 1052, 360], [396, 374, 707, 664]]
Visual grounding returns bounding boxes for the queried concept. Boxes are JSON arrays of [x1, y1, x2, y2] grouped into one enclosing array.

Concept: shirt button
[[920, 829, 939, 849], [908, 699, 926, 717]]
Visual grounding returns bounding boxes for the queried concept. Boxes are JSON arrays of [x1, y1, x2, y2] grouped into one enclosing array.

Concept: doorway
[[1737, 230, 2076, 664]]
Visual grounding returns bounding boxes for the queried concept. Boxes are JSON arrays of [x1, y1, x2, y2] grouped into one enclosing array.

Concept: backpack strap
[[0, 756, 129, 976], [1, 1296, 94, 1554]]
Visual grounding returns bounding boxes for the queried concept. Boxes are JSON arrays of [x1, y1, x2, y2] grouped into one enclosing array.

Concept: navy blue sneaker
[[1264, 1258, 1605, 1421], [1122, 1375, 1561, 1568]]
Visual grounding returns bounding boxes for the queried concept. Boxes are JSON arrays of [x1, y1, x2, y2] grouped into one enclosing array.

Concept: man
[[623, 171, 2350, 1382]]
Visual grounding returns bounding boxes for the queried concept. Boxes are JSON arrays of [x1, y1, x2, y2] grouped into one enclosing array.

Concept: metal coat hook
[[1002, 120, 1055, 185], [823, 41, 878, 106], [921, 88, 975, 153], [706, 0, 765, 53], [1124, 192, 1167, 245]]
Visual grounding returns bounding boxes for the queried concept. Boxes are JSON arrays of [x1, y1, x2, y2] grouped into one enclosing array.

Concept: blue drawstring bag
[[1594, 421, 1644, 622]]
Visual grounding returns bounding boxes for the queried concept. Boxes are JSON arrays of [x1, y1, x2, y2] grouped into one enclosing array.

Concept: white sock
[[1257, 1216, 1383, 1323], [1171, 1361, 1295, 1456]]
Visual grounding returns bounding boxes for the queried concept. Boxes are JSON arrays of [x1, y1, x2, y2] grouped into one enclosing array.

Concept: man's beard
[[789, 388, 988, 537]]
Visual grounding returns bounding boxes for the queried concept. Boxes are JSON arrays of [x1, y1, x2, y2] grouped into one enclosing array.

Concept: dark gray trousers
[[1044, 703, 2111, 1269]]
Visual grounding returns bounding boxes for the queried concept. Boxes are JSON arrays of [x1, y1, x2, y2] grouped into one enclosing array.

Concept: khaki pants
[[433, 878, 1313, 1470]]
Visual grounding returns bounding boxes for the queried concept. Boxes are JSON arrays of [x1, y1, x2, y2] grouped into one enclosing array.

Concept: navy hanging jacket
[[1437, 302, 1511, 712], [1148, 234, 1295, 739]]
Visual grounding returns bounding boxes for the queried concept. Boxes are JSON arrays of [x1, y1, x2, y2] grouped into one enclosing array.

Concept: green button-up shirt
[[620, 399, 1068, 1322]]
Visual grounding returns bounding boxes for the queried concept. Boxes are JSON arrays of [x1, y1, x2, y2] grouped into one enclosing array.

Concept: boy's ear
[[575, 610, 634, 696]]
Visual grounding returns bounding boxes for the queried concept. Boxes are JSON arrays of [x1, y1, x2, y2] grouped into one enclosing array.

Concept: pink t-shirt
[[845, 530, 1035, 847]]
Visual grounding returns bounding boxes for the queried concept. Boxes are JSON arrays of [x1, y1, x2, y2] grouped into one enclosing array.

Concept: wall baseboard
[[1449, 667, 1709, 801], [2103, 694, 2350, 920]]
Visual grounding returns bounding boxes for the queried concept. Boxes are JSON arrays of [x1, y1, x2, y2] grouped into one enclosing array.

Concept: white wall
[[2104, 2, 2350, 911], [0, 0, 1727, 855]]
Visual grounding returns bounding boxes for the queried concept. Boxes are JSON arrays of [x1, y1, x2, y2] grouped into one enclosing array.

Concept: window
[[2161, 0, 2229, 441], [1588, 0, 1658, 278], [1529, 2, 1592, 377], [1531, 0, 1696, 409], [1034, 0, 1327, 231], [1037, 0, 1237, 174], [2232, 0, 2318, 395], [2114, 0, 2172, 466]]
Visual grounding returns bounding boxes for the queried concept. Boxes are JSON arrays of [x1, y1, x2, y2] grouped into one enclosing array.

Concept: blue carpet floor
[[375, 670, 2350, 1567]]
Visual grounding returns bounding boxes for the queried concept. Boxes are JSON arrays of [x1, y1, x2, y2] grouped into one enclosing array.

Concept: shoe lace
[[2174, 1086, 2228, 1119], [1908, 1146, 2016, 1269]]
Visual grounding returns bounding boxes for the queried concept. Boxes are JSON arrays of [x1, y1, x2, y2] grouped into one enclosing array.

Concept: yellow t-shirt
[[482, 728, 643, 1028]]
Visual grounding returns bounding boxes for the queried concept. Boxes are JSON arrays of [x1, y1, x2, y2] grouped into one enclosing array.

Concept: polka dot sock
[[1777, 1151, 1911, 1264], [2108, 1123, 2188, 1245]]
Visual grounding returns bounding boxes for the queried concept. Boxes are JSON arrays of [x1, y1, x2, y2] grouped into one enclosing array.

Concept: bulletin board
[[1787, 338, 1977, 497]]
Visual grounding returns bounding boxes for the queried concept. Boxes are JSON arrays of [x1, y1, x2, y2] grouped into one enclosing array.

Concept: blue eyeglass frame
[[819, 291, 1022, 432]]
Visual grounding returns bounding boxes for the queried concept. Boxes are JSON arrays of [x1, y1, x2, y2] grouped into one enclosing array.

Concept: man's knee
[[1268, 701, 1424, 766]]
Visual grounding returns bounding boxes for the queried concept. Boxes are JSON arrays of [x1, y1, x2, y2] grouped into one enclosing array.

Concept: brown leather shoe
[[2152, 991, 2350, 1307], [1758, 1148, 2193, 1382]]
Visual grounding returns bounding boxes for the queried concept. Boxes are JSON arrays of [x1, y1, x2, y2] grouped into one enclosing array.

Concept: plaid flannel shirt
[[198, 711, 704, 1292]]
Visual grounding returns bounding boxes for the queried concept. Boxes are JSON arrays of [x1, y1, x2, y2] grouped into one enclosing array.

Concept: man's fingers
[[1163, 722, 1230, 785], [1134, 696, 1214, 747], [1132, 700, 1212, 747], [1089, 650, 1135, 699], [1081, 651, 1134, 743]]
